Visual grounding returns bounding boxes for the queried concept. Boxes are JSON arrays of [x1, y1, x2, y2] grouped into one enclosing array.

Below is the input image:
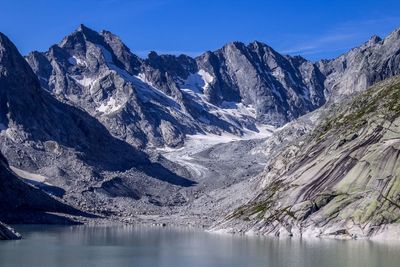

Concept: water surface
[[0, 225, 399, 267]]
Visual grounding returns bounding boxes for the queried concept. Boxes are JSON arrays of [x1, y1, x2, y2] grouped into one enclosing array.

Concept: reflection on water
[[0, 225, 400, 267]]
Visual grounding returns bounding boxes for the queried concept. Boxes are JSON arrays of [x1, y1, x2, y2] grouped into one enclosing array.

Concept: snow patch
[[162, 124, 275, 153], [96, 45, 181, 110], [96, 97, 124, 114], [68, 56, 86, 66], [214, 102, 257, 119], [182, 69, 214, 93], [183, 73, 205, 93], [72, 76, 96, 87], [131, 73, 181, 109], [137, 73, 148, 83], [181, 71, 260, 130], [10, 166, 48, 184], [198, 69, 214, 85], [157, 124, 275, 178]]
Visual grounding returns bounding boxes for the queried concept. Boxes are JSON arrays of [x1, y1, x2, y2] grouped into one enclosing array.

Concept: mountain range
[[25, 25, 400, 148], [1, 25, 400, 239]]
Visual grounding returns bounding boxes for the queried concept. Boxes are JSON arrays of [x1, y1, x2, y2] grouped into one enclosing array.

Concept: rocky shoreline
[[0, 221, 21, 240]]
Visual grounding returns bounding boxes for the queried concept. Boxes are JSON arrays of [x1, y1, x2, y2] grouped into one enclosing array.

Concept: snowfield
[[157, 124, 275, 178], [10, 166, 48, 183], [96, 97, 125, 114]]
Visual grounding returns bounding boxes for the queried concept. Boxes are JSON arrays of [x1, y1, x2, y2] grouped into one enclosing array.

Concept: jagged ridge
[[26, 25, 400, 148]]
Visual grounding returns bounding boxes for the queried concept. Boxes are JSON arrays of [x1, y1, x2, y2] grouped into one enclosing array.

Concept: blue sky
[[1, 0, 400, 60]]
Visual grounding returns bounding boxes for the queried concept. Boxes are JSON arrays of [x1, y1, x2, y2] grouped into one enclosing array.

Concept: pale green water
[[0, 225, 400, 267]]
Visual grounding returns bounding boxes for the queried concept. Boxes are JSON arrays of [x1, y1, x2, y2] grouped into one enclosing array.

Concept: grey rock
[[318, 28, 400, 101], [195, 42, 326, 125], [214, 76, 400, 239], [22, 25, 323, 148], [26, 26, 400, 149], [0, 31, 196, 222], [0, 149, 82, 224], [0, 221, 21, 240]]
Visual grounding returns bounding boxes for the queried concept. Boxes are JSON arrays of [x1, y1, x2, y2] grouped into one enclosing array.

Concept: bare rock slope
[[215, 76, 400, 240], [0, 31, 194, 219], [0, 221, 21, 240]]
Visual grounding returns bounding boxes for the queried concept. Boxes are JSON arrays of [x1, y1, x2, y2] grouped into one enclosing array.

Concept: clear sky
[[1, 0, 400, 60]]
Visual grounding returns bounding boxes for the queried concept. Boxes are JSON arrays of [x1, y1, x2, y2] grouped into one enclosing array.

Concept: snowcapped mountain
[[23, 26, 315, 148], [0, 31, 195, 218], [26, 25, 256, 148], [0, 30, 149, 170], [26, 25, 400, 149]]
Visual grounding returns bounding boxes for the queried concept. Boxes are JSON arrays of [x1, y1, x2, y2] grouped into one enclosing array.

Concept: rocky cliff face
[[318, 29, 400, 101], [215, 76, 400, 239], [0, 151, 81, 224], [26, 25, 248, 148], [0, 31, 195, 218], [26, 26, 400, 149], [0, 145, 86, 239], [0, 33, 91, 228], [0, 31, 147, 168], [195, 42, 326, 125]]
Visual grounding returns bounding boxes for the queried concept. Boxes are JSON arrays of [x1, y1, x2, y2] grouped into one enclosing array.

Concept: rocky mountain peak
[[382, 27, 400, 48], [249, 40, 267, 47], [0, 32, 36, 77], [76, 23, 91, 32], [76, 23, 106, 43], [388, 27, 400, 38], [318, 27, 400, 101], [58, 24, 117, 60], [358, 34, 383, 50], [148, 50, 159, 59], [59, 24, 100, 50], [24, 25, 400, 146], [100, 29, 142, 74], [0, 32, 41, 110], [367, 34, 382, 45], [0, 32, 11, 50], [220, 41, 248, 55], [248, 40, 275, 53], [144, 51, 197, 79]]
